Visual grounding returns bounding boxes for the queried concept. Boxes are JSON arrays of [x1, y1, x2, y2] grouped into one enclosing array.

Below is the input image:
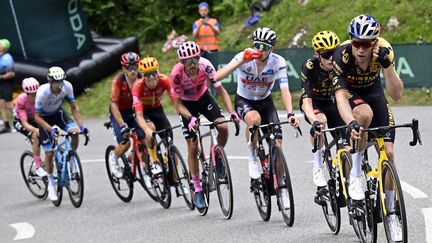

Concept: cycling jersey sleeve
[[111, 76, 121, 103], [170, 64, 184, 99], [132, 78, 144, 112], [63, 81, 75, 103], [332, 44, 351, 94], [300, 59, 314, 99], [201, 58, 221, 87], [35, 88, 43, 113], [160, 74, 175, 101], [15, 94, 28, 121], [275, 55, 289, 89]]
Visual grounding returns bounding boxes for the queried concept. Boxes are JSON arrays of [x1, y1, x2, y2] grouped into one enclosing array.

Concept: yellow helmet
[[138, 57, 159, 73], [311, 30, 340, 52]]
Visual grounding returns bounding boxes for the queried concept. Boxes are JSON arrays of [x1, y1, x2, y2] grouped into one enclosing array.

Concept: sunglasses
[[143, 70, 158, 78], [182, 57, 200, 66], [253, 42, 272, 51], [125, 65, 138, 71], [351, 40, 375, 49], [51, 81, 64, 88], [319, 50, 334, 60]]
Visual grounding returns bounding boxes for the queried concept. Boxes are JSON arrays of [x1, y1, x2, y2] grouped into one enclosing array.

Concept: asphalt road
[[0, 106, 431, 243]]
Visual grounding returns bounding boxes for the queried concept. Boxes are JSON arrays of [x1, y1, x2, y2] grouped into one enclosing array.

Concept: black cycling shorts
[[299, 98, 345, 128], [235, 94, 282, 139], [39, 108, 78, 151], [180, 90, 224, 139], [14, 119, 38, 139], [109, 108, 145, 144], [348, 91, 395, 143], [142, 106, 172, 140]]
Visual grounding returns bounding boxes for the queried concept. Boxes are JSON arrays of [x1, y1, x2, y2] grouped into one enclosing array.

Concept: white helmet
[[252, 27, 277, 46], [348, 14, 380, 40], [47, 66, 66, 81]]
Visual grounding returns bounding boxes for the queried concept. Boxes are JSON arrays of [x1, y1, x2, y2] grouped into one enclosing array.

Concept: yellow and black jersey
[[332, 37, 394, 97], [300, 57, 334, 101]]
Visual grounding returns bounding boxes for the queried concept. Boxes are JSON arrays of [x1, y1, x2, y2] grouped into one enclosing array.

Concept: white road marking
[[81, 156, 249, 164], [10, 222, 35, 240], [422, 208, 432, 243], [401, 181, 428, 199], [304, 160, 314, 164]]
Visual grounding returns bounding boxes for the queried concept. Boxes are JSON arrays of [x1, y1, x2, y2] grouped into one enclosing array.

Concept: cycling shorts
[[109, 108, 144, 144], [142, 106, 172, 140], [348, 92, 395, 143], [0, 80, 14, 101], [299, 99, 345, 128], [14, 119, 38, 140], [180, 90, 224, 139], [235, 94, 282, 139], [39, 107, 78, 151]]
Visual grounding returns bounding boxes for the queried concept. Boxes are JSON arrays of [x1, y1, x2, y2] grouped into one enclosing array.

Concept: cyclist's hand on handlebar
[[144, 127, 154, 140], [287, 113, 300, 128], [79, 124, 89, 134], [120, 124, 130, 138], [348, 120, 362, 140], [50, 127, 59, 139], [309, 120, 322, 137], [188, 117, 198, 132], [229, 111, 241, 123]]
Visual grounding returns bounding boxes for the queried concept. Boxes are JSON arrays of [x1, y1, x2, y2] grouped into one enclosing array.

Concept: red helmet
[[22, 77, 40, 93], [120, 52, 140, 66], [177, 41, 200, 60]]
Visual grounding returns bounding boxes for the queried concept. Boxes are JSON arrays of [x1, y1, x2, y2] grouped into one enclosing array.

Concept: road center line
[[401, 181, 428, 199], [10, 222, 35, 240], [422, 208, 432, 243]]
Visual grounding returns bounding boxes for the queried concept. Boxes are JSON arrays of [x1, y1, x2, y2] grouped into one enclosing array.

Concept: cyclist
[[108, 52, 146, 179], [35, 66, 88, 201], [214, 27, 300, 187], [332, 15, 403, 239], [14, 77, 47, 177], [133, 57, 188, 194], [299, 31, 345, 191], [170, 41, 239, 209]]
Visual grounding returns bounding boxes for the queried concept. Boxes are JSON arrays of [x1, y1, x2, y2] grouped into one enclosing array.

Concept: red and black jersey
[[132, 73, 174, 112], [111, 73, 142, 111]]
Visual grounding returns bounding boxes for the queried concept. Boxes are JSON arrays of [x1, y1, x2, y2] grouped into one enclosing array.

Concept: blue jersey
[[0, 53, 14, 74], [35, 81, 75, 116]]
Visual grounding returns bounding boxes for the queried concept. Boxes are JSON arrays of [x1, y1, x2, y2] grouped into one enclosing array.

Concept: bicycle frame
[[196, 121, 220, 192], [129, 130, 147, 177]]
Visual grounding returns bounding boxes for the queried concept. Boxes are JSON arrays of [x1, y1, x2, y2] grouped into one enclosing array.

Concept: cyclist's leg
[[29, 120, 42, 168], [110, 109, 131, 156], [57, 108, 79, 150]]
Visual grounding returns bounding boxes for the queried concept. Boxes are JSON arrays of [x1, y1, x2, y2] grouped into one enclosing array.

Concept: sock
[[247, 142, 258, 161], [4, 121, 10, 129], [34, 155, 42, 168], [385, 190, 396, 211], [147, 146, 158, 163], [350, 152, 362, 177], [192, 175, 202, 192], [313, 148, 323, 169], [48, 174, 55, 184]]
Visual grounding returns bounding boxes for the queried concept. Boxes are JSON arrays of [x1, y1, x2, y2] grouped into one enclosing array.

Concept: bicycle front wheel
[[104, 145, 133, 202], [213, 145, 233, 219], [381, 160, 407, 243], [153, 163, 172, 209], [136, 154, 159, 202], [272, 146, 295, 227], [67, 150, 84, 208], [20, 151, 48, 199], [169, 145, 194, 210], [197, 158, 210, 216], [321, 155, 341, 234], [52, 155, 63, 207]]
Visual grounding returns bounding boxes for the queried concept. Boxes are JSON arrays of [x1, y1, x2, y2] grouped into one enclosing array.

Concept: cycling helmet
[[177, 41, 200, 60], [0, 39, 10, 51], [348, 14, 380, 40], [47, 66, 66, 81], [22, 77, 40, 93], [139, 57, 159, 73], [120, 52, 140, 66], [252, 27, 277, 46], [312, 30, 341, 52]]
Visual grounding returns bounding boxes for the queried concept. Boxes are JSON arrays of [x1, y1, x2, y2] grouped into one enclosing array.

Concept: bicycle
[[349, 119, 422, 243], [104, 122, 170, 208], [194, 116, 239, 219], [312, 125, 359, 235], [249, 121, 300, 227], [51, 131, 89, 208], [153, 125, 194, 210], [20, 148, 48, 200]]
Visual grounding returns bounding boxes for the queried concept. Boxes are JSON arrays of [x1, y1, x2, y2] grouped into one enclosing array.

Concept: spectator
[[192, 2, 220, 60], [0, 39, 15, 134]]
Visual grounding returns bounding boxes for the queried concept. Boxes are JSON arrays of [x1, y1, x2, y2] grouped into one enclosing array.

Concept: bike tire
[[213, 145, 234, 219], [20, 150, 48, 199], [66, 150, 84, 208], [104, 145, 133, 202], [253, 176, 272, 221], [154, 161, 172, 209], [272, 146, 295, 227], [169, 145, 194, 210], [381, 160, 407, 243], [136, 152, 159, 202], [358, 193, 378, 243], [52, 154, 63, 207], [197, 158, 210, 216], [321, 155, 341, 234]]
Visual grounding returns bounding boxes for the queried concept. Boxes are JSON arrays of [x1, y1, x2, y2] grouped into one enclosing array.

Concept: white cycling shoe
[[35, 167, 48, 177], [150, 163, 163, 175], [348, 175, 365, 200], [248, 159, 262, 179], [47, 182, 58, 201], [312, 167, 327, 187], [109, 153, 123, 178]]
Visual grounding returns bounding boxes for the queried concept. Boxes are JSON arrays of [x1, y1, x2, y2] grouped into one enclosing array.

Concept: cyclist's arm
[[214, 84, 234, 113], [335, 90, 354, 124], [135, 110, 153, 135], [21, 120, 38, 133], [383, 66, 403, 101], [300, 61, 317, 123], [0, 70, 15, 79], [110, 78, 127, 127], [70, 102, 83, 127], [302, 98, 318, 123], [280, 86, 294, 114], [172, 97, 193, 119], [214, 53, 245, 81], [35, 112, 52, 132], [110, 103, 126, 127]]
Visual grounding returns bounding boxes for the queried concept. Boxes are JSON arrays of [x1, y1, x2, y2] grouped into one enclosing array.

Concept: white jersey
[[231, 52, 289, 100], [35, 81, 75, 116]]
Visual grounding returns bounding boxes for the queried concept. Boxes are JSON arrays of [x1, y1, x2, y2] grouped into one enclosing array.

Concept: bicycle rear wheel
[[153, 163, 172, 209], [272, 147, 295, 226], [253, 176, 272, 221], [358, 194, 378, 243], [67, 150, 84, 208], [320, 156, 341, 234], [213, 145, 233, 219], [20, 151, 48, 199], [104, 146, 134, 202], [381, 160, 407, 243], [169, 145, 194, 210]]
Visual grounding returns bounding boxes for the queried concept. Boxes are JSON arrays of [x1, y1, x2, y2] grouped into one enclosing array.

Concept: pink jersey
[[170, 57, 221, 101], [14, 93, 35, 121]]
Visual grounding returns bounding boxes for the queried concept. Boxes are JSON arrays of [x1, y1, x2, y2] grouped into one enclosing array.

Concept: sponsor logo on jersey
[[262, 69, 274, 75], [353, 98, 364, 105]]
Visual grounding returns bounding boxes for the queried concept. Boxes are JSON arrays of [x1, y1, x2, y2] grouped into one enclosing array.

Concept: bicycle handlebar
[[349, 125, 360, 154], [248, 120, 303, 142], [51, 131, 90, 149], [198, 117, 240, 136]]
